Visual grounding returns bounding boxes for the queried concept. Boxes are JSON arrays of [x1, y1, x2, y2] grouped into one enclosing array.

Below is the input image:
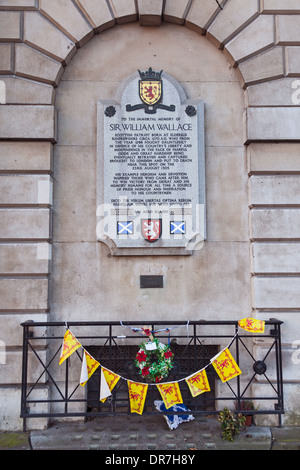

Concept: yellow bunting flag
[[156, 382, 183, 410], [186, 368, 211, 397], [238, 317, 265, 333], [100, 367, 120, 403], [59, 329, 81, 365], [80, 350, 100, 386], [211, 348, 241, 383], [128, 381, 148, 415]]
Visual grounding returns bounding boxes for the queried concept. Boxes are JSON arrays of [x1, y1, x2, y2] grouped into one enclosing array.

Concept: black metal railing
[[20, 319, 284, 431]]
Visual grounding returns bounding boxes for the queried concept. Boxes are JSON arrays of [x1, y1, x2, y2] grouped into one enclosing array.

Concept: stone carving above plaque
[[96, 68, 206, 256]]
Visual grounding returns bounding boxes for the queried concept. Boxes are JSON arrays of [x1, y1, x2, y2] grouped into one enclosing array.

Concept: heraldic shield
[[139, 68, 162, 107], [141, 219, 162, 243]]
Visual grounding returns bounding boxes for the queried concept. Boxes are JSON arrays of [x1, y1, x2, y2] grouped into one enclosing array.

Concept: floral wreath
[[134, 328, 174, 383]]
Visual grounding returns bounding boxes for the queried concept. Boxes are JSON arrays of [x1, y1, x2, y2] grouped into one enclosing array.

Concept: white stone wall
[[1, 0, 300, 429]]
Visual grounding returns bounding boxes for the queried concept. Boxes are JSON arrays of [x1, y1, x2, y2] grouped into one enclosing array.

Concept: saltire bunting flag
[[80, 350, 100, 386], [211, 348, 241, 383], [238, 317, 265, 333], [59, 329, 81, 365], [156, 382, 183, 410], [100, 367, 120, 403], [100, 367, 112, 402], [127, 381, 148, 415], [185, 368, 210, 397]]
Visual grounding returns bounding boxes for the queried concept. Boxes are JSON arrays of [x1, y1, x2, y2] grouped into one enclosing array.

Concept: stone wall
[[1, 0, 300, 429]]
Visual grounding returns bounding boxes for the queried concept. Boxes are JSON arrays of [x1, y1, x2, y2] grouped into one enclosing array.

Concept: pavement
[[2, 415, 300, 452]]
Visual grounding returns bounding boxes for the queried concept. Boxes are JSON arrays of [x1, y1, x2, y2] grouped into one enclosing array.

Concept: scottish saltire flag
[[117, 221, 133, 235], [170, 221, 185, 234]]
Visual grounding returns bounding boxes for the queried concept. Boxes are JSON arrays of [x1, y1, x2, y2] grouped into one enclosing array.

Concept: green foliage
[[218, 408, 246, 442]]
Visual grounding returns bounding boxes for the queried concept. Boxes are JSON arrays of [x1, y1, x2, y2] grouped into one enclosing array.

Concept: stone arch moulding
[[1, 0, 300, 143]]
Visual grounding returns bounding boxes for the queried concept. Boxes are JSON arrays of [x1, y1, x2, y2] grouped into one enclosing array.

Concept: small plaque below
[[140, 275, 163, 289]]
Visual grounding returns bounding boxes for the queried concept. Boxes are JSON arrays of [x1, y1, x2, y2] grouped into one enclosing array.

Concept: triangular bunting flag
[[59, 329, 81, 365], [100, 367, 112, 402], [100, 367, 120, 403], [80, 350, 100, 386], [238, 317, 265, 333], [128, 381, 148, 415], [156, 382, 183, 410], [211, 348, 241, 383], [186, 368, 210, 397]]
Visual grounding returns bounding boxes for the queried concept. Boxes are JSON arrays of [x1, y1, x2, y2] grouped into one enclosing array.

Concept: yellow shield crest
[[139, 79, 162, 106]]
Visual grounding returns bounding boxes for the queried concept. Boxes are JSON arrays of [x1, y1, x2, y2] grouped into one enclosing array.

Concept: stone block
[[276, 15, 300, 45], [0, 350, 48, 385], [0, 141, 53, 172], [245, 106, 300, 142], [163, 0, 190, 24], [109, 0, 137, 24], [0, 76, 54, 105], [185, 0, 222, 34], [39, 0, 94, 46], [253, 276, 300, 309], [252, 242, 300, 274], [0, 0, 37, 9], [225, 15, 275, 64], [138, 0, 163, 26], [206, 0, 259, 47], [250, 175, 300, 206], [0, 105, 56, 141], [0, 175, 52, 205], [15, 44, 64, 86], [74, 0, 115, 32], [247, 78, 298, 106], [251, 208, 300, 240], [0, 208, 51, 240], [239, 47, 284, 87], [0, 278, 49, 310], [0, 44, 12, 74], [262, 0, 300, 14], [247, 143, 300, 173], [24, 11, 76, 64], [286, 47, 300, 76], [0, 243, 51, 275], [0, 11, 21, 41]]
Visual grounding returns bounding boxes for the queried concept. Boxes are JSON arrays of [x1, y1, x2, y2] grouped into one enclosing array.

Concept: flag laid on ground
[[211, 348, 241, 383], [80, 350, 100, 386], [156, 382, 183, 410], [238, 317, 265, 333], [59, 329, 81, 365], [100, 367, 120, 402], [185, 368, 210, 397], [128, 381, 148, 415]]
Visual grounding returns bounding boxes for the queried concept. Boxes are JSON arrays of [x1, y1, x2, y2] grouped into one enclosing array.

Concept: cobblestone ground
[[29, 415, 272, 451]]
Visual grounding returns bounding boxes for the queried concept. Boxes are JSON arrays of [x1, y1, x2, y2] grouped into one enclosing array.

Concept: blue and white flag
[[117, 221, 133, 235], [170, 221, 185, 234]]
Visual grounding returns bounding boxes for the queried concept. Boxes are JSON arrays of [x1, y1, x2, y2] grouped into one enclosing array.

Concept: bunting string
[[58, 317, 265, 414]]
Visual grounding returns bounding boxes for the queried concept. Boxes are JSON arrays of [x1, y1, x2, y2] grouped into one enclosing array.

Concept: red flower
[[155, 376, 161, 383], [136, 350, 147, 363], [141, 367, 150, 376], [164, 350, 173, 359], [142, 328, 151, 336]]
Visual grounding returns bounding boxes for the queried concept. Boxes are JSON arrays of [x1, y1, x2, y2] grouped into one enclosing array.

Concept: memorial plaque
[[97, 68, 205, 255]]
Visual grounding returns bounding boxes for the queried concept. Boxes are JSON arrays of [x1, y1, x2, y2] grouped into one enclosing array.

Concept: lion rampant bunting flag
[[238, 317, 265, 333], [211, 348, 241, 383], [156, 382, 183, 410], [185, 368, 211, 397], [100, 367, 120, 403], [128, 381, 148, 415], [59, 329, 81, 365], [80, 350, 100, 386]]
